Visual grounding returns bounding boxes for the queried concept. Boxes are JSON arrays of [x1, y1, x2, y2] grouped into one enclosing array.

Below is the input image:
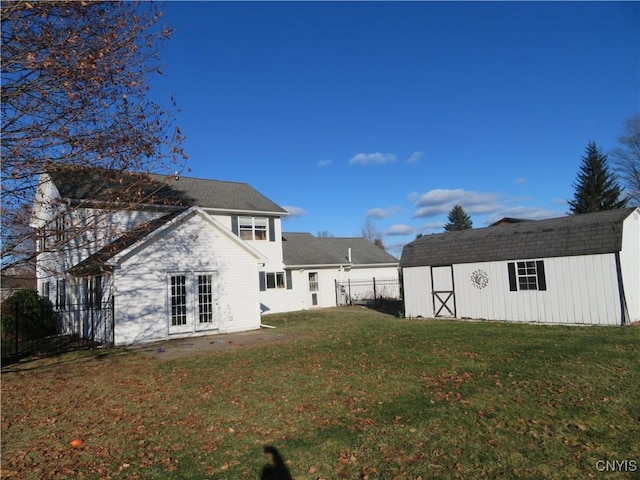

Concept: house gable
[[69, 206, 264, 276]]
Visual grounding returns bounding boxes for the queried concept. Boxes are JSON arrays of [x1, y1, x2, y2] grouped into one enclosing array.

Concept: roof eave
[[202, 207, 289, 216]]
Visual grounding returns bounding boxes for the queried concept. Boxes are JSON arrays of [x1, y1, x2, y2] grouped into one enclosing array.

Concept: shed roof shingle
[[282, 233, 399, 267], [400, 208, 637, 268]]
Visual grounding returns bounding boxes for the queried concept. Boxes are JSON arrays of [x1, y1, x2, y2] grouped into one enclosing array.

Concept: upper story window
[[37, 228, 46, 251], [239, 216, 268, 241], [54, 215, 66, 242]]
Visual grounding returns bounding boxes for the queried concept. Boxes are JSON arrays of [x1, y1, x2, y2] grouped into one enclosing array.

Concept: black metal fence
[[335, 277, 401, 307], [1, 300, 114, 362]]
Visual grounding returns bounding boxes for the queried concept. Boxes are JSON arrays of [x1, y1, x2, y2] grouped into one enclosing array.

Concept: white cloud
[[366, 206, 402, 219], [406, 151, 424, 163], [317, 160, 332, 167], [282, 206, 307, 218], [385, 224, 415, 236], [412, 188, 499, 218], [350, 152, 397, 166]]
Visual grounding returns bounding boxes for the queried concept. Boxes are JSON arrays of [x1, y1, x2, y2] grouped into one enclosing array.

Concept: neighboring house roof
[[489, 217, 531, 227], [69, 206, 265, 276], [282, 232, 399, 267], [400, 207, 637, 268], [1, 266, 37, 299], [48, 165, 288, 215]]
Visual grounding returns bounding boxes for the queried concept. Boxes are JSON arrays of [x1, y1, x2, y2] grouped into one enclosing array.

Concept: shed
[[400, 207, 640, 325]]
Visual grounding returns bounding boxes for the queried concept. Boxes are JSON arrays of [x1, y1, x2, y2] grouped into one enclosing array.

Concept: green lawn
[[2, 308, 639, 479]]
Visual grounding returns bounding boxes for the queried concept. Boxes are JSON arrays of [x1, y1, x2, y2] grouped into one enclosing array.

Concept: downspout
[[615, 252, 629, 326]]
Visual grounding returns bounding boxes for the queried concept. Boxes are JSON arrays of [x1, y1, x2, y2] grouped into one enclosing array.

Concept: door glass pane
[[309, 272, 318, 292], [171, 275, 187, 326], [198, 274, 213, 323]]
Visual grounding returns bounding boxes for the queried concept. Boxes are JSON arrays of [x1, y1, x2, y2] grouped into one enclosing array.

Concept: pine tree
[[568, 142, 627, 214], [444, 205, 473, 231]]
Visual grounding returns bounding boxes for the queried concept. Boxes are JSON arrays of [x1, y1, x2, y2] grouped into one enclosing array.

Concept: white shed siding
[[453, 254, 621, 325], [112, 213, 260, 345], [620, 210, 640, 323], [405, 254, 622, 325]]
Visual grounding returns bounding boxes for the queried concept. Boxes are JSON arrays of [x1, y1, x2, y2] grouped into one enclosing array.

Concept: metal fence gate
[[1, 300, 114, 362], [335, 277, 401, 307]]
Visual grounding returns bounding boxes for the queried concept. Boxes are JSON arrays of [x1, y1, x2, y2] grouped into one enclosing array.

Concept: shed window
[[508, 261, 546, 291]]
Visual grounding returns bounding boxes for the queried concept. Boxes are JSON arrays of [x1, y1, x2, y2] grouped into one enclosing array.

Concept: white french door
[[168, 272, 218, 335]]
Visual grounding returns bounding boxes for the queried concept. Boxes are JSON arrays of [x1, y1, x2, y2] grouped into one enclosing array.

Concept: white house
[[400, 207, 640, 326], [31, 165, 399, 345]]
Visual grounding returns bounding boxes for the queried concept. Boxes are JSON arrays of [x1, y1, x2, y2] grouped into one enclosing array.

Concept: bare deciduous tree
[[1, 1, 186, 270], [361, 217, 385, 251], [611, 115, 640, 205]]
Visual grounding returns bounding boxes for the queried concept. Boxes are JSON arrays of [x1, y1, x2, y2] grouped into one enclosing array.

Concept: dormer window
[[239, 216, 268, 241]]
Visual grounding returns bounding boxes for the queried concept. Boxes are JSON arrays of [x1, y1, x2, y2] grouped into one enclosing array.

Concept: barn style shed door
[[168, 272, 219, 335], [431, 266, 456, 318]]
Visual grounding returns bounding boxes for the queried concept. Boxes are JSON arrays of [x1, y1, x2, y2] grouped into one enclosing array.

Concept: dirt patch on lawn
[[126, 327, 302, 360]]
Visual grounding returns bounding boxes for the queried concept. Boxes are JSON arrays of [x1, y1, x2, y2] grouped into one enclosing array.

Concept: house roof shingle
[[282, 233, 399, 267], [400, 208, 637, 268], [48, 166, 288, 214]]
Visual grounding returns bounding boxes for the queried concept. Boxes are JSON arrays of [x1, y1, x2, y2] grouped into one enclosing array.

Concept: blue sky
[[149, 1, 638, 257]]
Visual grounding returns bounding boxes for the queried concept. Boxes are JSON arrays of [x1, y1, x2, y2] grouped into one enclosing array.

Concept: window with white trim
[[260, 271, 287, 291], [54, 215, 66, 242], [56, 279, 66, 310], [508, 260, 547, 291], [239, 216, 268, 241], [37, 228, 46, 251]]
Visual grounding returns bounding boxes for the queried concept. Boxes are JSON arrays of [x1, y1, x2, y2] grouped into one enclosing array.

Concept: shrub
[[1, 289, 58, 341]]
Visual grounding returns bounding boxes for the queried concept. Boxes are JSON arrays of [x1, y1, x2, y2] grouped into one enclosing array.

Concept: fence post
[[14, 301, 19, 356], [111, 296, 115, 346], [348, 279, 352, 306], [373, 277, 377, 307]]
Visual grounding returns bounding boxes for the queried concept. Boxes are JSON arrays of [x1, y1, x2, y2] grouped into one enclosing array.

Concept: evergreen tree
[[444, 205, 473, 231], [568, 142, 627, 214]]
